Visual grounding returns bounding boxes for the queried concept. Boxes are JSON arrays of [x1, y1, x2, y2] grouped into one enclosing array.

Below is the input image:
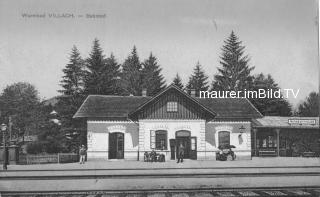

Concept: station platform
[[3, 157, 320, 171]]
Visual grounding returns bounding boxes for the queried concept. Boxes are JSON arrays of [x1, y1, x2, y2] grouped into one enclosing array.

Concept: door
[[190, 137, 197, 160], [109, 132, 124, 159], [170, 139, 176, 160], [175, 130, 191, 159], [176, 137, 191, 159]]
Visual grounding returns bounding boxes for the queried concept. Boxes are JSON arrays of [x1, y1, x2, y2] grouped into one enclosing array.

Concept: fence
[[19, 153, 79, 165]]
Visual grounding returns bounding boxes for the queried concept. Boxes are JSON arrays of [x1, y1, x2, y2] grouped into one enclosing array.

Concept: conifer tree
[[98, 53, 123, 95], [211, 31, 254, 91], [141, 53, 166, 96], [186, 62, 209, 97], [84, 38, 107, 95], [172, 73, 184, 90], [121, 46, 143, 96], [250, 73, 292, 116], [297, 92, 319, 116], [58, 46, 86, 152], [59, 46, 85, 96]]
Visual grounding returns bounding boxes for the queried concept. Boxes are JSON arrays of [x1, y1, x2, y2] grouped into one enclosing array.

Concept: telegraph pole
[[8, 116, 12, 142]]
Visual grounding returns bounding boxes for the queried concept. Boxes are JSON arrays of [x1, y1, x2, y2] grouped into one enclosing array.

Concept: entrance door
[[175, 130, 191, 159], [176, 137, 191, 159], [109, 132, 124, 159], [170, 139, 176, 160], [190, 137, 197, 160]]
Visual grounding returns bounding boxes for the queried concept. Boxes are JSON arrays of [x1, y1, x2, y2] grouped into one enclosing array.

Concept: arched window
[[218, 131, 230, 147], [151, 130, 167, 150]]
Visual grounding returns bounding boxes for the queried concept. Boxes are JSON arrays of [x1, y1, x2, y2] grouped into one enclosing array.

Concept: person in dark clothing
[[177, 143, 185, 163]]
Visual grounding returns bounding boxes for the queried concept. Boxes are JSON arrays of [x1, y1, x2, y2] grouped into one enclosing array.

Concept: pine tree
[[98, 53, 123, 95], [121, 46, 143, 96], [84, 38, 107, 95], [172, 73, 184, 89], [59, 46, 85, 96], [141, 53, 166, 96], [297, 92, 319, 116], [250, 73, 292, 116], [211, 31, 254, 91], [186, 62, 209, 97], [58, 46, 86, 152]]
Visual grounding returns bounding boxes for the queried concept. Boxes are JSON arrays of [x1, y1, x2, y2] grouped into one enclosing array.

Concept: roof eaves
[[244, 98, 263, 118], [73, 95, 91, 118]]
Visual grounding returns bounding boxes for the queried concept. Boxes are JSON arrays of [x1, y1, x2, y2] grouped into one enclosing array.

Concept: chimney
[[142, 89, 147, 97], [190, 89, 196, 97]]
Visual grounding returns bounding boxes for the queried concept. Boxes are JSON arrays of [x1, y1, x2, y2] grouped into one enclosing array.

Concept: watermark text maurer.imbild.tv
[[199, 89, 300, 99]]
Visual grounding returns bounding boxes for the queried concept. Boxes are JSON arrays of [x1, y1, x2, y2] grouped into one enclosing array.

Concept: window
[[151, 130, 167, 150], [259, 135, 276, 148], [218, 131, 230, 147], [167, 101, 178, 112]]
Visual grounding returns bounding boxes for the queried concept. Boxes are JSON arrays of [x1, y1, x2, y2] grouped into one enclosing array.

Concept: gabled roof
[[73, 85, 263, 120], [73, 95, 150, 119], [253, 116, 319, 129], [128, 85, 217, 121], [197, 98, 263, 120]]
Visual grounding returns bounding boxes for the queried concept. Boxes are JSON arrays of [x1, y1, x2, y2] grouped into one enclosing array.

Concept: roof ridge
[[88, 95, 152, 98]]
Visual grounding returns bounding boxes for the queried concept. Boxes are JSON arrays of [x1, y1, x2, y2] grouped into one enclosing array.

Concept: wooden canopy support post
[[253, 128, 257, 156], [275, 128, 280, 157]]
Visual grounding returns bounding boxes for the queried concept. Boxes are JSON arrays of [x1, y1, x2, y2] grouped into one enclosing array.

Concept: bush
[[26, 142, 45, 154], [45, 141, 67, 154]]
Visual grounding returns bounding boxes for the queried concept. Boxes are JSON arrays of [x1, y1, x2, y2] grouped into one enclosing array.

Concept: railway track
[[1, 166, 320, 196], [2, 171, 320, 180], [2, 166, 320, 180], [2, 187, 320, 197]]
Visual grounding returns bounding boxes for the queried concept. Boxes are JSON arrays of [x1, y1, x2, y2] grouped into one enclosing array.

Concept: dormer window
[[167, 101, 178, 112]]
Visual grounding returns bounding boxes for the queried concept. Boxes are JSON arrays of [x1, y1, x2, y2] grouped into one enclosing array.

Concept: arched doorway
[[175, 130, 197, 159], [109, 132, 124, 159]]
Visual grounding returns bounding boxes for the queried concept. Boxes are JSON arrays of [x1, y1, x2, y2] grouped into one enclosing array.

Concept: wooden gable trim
[[128, 84, 216, 121]]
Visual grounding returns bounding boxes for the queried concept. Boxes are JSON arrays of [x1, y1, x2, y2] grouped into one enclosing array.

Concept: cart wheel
[[227, 155, 233, 161]]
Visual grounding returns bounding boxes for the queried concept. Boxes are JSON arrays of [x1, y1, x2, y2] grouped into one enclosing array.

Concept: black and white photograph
[[0, 0, 319, 196]]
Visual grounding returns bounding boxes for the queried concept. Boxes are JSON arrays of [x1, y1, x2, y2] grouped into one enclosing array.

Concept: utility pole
[[8, 116, 12, 142]]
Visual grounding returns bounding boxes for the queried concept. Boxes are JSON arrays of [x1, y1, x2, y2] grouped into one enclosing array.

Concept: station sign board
[[288, 119, 316, 125]]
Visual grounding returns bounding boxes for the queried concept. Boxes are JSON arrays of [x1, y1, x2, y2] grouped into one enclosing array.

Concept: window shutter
[[150, 130, 155, 149]]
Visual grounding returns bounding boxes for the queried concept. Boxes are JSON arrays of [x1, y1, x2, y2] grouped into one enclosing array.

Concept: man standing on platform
[[79, 145, 87, 164], [177, 143, 185, 163]]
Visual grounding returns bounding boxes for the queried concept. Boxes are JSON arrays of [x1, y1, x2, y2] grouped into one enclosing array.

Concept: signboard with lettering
[[288, 119, 316, 125]]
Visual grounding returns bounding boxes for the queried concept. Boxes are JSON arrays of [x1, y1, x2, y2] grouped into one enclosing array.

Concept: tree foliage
[[297, 92, 319, 117], [121, 46, 143, 96], [0, 82, 41, 137], [59, 46, 85, 96], [172, 73, 184, 89], [57, 46, 88, 152], [250, 73, 292, 116], [84, 39, 122, 95], [186, 62, 209, 97], [212, 31, 254, 91], [141, 53, 166, 96], [98, 53, 123, 95]]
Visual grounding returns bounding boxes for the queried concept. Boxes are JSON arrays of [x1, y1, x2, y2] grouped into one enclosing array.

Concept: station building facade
[[74, 85, 264, 160]]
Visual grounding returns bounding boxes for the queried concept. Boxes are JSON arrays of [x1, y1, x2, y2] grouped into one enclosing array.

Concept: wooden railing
[[19, 153, 79, 164]]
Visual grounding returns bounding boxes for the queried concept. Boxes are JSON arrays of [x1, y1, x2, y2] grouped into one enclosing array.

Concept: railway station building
[[73, 85, 320, 160]]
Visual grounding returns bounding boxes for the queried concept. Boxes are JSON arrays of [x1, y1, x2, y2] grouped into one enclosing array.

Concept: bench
[[259, 150, 277, 157]]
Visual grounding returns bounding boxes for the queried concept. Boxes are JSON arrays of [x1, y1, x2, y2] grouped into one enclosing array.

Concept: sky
[[0, 0, 318, 109]]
